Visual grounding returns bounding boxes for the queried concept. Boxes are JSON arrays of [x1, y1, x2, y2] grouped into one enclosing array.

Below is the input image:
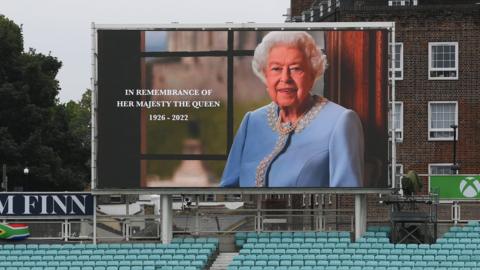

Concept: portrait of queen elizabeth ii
[[220, 31, 365, 188]]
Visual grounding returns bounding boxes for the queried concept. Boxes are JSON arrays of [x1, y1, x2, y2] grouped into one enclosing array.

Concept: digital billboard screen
[[95, 24, 391, 189]]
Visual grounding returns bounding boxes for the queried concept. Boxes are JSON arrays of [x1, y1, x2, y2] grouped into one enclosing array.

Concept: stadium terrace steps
[[210, 252, 239, 270], [0, 237, 219, 270], [229, 224, 480, 270]]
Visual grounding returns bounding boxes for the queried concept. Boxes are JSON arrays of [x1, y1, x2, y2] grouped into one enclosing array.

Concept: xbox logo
[[459, 177, 480, 198]]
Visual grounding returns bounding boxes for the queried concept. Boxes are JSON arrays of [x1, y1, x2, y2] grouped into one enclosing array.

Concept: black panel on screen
[[97, 30, 141, 188]]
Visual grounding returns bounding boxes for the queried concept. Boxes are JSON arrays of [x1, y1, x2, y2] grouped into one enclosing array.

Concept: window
[[428, 42, 458, 79], [428, 102, 458, 140], [396, 164, 404, 175], [429, 163, 457, 175], [389, 102, 403, 141], [389, 43, 403, 80], [388, 0, 417, 6], [390, 164, 404, 187]]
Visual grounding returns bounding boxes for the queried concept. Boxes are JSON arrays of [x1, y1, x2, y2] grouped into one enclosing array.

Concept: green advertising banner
[[430, 175, 480, 200]]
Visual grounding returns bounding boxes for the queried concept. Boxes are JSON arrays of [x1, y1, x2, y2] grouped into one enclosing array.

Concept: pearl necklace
[[276, 119, 297, 135], [268, 95, 328, 134]]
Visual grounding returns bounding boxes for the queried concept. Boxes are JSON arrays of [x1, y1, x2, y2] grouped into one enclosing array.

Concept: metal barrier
[[1, 196, 476, 242], [0, 207, 355, 241], [172, 208, 355, 234], [0, 219, 87, 241]]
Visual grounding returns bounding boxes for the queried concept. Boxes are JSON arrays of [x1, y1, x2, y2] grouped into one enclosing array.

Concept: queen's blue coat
[[220, 100, 364, 187]]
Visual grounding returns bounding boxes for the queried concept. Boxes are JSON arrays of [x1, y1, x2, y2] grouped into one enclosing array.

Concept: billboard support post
[[194, 195, 199, 235], [355, 194, 367, 240], [125, 197, 130, 241], [161, 195, 173, 244], [256, 195, 262, 232], [93, 195, 97, 244], [317, 195, 324, 231]]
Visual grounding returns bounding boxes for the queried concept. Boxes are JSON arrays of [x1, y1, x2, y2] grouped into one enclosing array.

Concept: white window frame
[[389, 163, 404, 188], [428, 42, 459, 80], [428, 101, 458, 141], [388, 0, 417, 6], [397, 164, 404, 189], [397, 164, 404, 174], [394, 163, 404, 179], [389, 42, 403, 80], [389, 101, 404, 142], [429, 163, 458, 176], [388, 0, 405, 6]]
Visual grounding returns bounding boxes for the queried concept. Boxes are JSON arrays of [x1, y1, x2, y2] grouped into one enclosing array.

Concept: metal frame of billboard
[[91, 22, 397, 194]]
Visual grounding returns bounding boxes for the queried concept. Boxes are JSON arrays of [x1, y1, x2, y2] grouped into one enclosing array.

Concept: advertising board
[[430, 175, 480, 201], [0, 193, 93, 216]]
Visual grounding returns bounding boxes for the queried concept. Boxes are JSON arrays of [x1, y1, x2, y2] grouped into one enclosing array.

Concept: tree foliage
[[401, 170, 423, 196], [0, 15, 90, 191]]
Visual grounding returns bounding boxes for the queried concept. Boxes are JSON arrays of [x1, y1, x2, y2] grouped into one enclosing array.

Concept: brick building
[[289, 0, 480, 193]]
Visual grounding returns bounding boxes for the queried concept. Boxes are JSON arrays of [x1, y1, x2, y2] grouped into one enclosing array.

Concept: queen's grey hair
[[252, 31, 327, 83]]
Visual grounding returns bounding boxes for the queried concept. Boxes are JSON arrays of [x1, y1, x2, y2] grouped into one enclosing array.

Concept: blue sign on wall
[[0, 193, 93, 216]]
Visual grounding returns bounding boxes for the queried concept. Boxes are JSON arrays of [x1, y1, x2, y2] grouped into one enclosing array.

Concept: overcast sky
[[2, 0, 290, 102]]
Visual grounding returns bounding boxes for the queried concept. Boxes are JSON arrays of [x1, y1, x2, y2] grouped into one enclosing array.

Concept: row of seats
[[172, 237, 219, 244], [242, 243, 351, 249], [244, 237, 352, 244], [449, 227, 480, 232], [436, 236, 480, 244], [358, 231, 389, 237], [0, 249, 214, 257], [233, 253, 480, 261], [0, 253, 211, 261], [0, 241, 217, 249], [240, 248, 393, 255], [240, 245, 480, 255], [0, 267, 198, 270], [355, 230, 389, 244], [365, 226, 391, 233], [242, 241, 479, 250], [230, 259, 479, 267], [442, 232, 480, 238], [239, 247, 480, 256], [228, 266, 476, 270], [0, 247, 215, 255], [235, 231, 351, 248], [238, 243, 480, 253], [236, 231, 350, 239], [0, 259, 207, 267]]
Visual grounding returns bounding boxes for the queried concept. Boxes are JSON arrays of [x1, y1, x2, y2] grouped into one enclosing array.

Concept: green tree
[[0, 15, 90, 191], [64, 89, 91, 149]]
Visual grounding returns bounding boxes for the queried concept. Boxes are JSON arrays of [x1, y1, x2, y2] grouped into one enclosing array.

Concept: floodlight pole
[[355, 194, 367, 240], [161, 195, 173, 244]]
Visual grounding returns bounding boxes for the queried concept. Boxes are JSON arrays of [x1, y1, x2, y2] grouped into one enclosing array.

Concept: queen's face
[[264, 45, 315, 110]]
